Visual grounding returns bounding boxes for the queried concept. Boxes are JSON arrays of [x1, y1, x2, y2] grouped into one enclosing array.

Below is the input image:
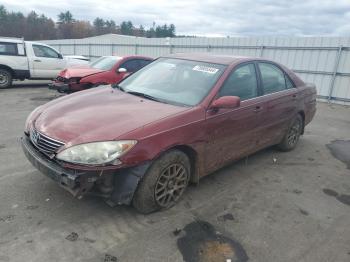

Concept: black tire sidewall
[[132, 150, 190, 214]]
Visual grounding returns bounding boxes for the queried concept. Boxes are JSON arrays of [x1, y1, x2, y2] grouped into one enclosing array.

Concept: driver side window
[[218, 63, 258, 101], [33, 45, 60, 59]]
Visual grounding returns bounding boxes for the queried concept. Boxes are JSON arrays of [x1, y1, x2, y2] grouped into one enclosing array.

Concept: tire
[[0, 69, 12, 89], [132, 150, 190, 214], [277, 114, 303, 151]]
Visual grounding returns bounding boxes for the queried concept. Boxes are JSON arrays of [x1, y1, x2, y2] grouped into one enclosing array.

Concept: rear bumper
[[21, 136, 98, 199]]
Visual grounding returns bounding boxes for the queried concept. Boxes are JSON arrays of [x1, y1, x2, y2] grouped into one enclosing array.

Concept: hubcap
[[287, 121, 300, 146], [0, 73, 8, 85], [155, 163, 188, 208]]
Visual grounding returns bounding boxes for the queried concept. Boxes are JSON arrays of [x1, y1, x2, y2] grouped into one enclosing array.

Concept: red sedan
[[49, 55, 153, 93], [22, 54, 316, 213]]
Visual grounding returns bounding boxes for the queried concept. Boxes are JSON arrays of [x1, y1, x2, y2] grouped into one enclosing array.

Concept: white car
[[0, 37, 89, 88]]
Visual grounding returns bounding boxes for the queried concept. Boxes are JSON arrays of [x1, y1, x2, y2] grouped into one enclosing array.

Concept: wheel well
[[0, 65, 14, 77], [172, 145, 198, 184], [298, 111, 305, 134]]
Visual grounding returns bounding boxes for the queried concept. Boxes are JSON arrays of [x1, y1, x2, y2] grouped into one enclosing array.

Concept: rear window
[[0, 42, 18, 56]]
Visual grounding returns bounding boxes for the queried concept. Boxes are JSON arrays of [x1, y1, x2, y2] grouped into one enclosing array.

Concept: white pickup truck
[[0, 37, 89, 88]]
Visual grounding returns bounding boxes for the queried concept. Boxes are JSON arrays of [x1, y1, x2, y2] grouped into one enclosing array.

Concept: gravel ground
[[0, 85, 349, 262]]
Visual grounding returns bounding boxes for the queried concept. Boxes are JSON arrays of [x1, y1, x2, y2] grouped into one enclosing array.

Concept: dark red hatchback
[[22, 54, 316, 213]]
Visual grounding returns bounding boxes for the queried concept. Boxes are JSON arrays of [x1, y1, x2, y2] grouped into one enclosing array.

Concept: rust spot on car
[[177, 220, 248, 262], [326, 140, 350, 169]]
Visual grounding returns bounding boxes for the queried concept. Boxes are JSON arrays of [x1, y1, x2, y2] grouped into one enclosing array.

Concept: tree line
[[0, 6, 176, 40]]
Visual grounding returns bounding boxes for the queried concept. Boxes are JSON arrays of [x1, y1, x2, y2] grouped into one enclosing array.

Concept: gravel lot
[[0, 84, 349, 262]]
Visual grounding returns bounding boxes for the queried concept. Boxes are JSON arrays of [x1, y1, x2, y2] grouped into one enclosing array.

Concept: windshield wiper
[[126, 91, 162, 102], [112, 84, 125, 92]]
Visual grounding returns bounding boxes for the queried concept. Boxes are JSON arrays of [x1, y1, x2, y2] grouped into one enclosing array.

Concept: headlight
[[56, 140, 137, 165]]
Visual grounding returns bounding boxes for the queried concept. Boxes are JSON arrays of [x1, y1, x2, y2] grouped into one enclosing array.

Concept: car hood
[[59, 67, 105, 79], [34, 87, 188, 147]]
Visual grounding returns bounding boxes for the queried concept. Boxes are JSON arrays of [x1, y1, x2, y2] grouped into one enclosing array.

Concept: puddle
[[26, 205, 39, 210], [337, 194, 350, 206], [323, 188, 350, 207], [323, 188, 339, 197], [0, 215, 15, 222], [65, 232, 79, 241], [217, 213, 235, 222], [177, 220, 248, 262], [326, 140, 350, 169], [104, 254, 117, 262], [30, 95, 61, 102], [299, 208, 309, 216]]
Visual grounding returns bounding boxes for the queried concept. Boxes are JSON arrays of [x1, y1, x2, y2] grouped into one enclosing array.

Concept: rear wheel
[[0, 69, 12, 89], [277, 114, 303, 151], [132, 150, 190, 214]]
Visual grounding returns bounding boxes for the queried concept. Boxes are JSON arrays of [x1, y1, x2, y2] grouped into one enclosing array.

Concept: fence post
[[135, 44, 138, 55], [259, 45, 265, 57], [73, 42, 76, 55], [169, 44, 174, 54], [328, 46, 343, 102], [88, 44, 91, 59], [111, 44, 114, 55], [207, 45, 211, 53]]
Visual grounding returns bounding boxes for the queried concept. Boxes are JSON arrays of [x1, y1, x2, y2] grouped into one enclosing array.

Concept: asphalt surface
[[0, 84, 349, 262]]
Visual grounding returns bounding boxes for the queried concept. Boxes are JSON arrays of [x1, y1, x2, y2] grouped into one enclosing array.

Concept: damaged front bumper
[[21, 136, 151, 205], [21, 136, 98, 199], [48, 82, 70, 93]]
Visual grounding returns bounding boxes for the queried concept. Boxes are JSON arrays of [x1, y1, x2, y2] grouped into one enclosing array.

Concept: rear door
[[29, 44, 65, 78], [256, 62, 298, 147], [204, 62, 265, 173]]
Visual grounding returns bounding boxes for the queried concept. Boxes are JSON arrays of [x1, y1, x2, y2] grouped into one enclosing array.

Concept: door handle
[[253, 106, 263, 113], [34, 59, 41, 62]]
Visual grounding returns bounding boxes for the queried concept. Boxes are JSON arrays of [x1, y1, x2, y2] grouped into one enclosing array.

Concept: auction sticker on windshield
[[192, 65, 219, 74]]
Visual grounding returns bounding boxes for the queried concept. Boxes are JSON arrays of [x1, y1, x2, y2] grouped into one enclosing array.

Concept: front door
[[31, 44, 65, 78], [204, 63, 265, 174]]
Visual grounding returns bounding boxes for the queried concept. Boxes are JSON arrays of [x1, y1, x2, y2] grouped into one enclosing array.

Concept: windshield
[[117, 58, 226, 106], [90, 56, 121, 70]]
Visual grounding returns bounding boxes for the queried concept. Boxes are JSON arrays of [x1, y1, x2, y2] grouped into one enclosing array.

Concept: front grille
[[30, 128, 65, 155]]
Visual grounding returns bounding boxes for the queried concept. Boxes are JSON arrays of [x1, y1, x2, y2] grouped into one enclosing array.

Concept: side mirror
[[58, 53, 63, 59], [117, 68, 127, 73], [210, 96, 240, 110]]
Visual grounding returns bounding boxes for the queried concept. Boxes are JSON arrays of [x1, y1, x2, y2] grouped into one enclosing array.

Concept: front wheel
[[132, 150, 190, 214], [277, 114, 303, 151], [0, 69, 12, 89]]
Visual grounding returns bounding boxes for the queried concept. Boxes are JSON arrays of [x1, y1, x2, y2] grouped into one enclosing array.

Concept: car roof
[[163, 53, 258, 65]]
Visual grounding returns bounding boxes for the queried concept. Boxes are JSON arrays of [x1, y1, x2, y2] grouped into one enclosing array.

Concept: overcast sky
[[1, 0, 350, 36]]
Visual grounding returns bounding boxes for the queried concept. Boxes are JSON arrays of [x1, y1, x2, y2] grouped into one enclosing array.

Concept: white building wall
[[41, 35, 350, 104]]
